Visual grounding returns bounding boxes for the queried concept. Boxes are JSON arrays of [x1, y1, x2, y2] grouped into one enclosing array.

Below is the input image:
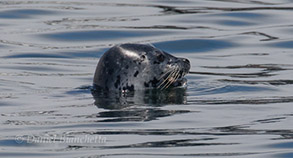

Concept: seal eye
[[157, 54, 165, 62]]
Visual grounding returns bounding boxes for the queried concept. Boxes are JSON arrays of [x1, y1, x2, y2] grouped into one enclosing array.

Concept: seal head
[[93, 43, 190, 92]]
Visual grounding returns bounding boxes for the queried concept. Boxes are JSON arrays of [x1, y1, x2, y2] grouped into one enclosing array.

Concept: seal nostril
[[181, 58, 190, 73], [182, 58, 190, 65]]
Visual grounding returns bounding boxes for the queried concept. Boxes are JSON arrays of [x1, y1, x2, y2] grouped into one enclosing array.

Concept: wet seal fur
[[93, 43, 190, 92]]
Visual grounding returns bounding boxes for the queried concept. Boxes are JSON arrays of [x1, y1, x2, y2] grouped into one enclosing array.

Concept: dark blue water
[[1, 0, 293, 157]]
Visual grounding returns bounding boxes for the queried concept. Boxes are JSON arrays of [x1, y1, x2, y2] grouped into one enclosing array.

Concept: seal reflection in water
[[92, 43, 190, 108]]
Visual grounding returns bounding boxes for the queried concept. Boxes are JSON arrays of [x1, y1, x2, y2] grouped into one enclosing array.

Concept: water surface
[[0, 0, 293, 157]]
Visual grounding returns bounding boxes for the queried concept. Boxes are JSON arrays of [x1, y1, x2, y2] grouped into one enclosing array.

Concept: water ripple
[[154, 39, 236, 53], [0, 9, 55, 19], [40, 30, 171, 42]]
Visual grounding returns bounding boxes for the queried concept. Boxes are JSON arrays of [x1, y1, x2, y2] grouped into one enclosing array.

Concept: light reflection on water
[[0, 0, 293, 157]]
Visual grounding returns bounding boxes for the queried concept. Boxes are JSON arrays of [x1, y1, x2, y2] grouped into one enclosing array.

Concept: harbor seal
[[93, 43, 190, 92]]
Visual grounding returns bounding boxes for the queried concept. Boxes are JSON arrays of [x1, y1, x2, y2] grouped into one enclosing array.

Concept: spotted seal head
[[93, 43, 190, 92]]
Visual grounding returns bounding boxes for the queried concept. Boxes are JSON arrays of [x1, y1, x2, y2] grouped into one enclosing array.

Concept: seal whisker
[[158, 69, 176, 89], [158, 66, 178, 89], [158, 69, 173, 80], [160, 66, 180, 90], [163, 67, 181, 89], [163, 71, 179, 89]]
